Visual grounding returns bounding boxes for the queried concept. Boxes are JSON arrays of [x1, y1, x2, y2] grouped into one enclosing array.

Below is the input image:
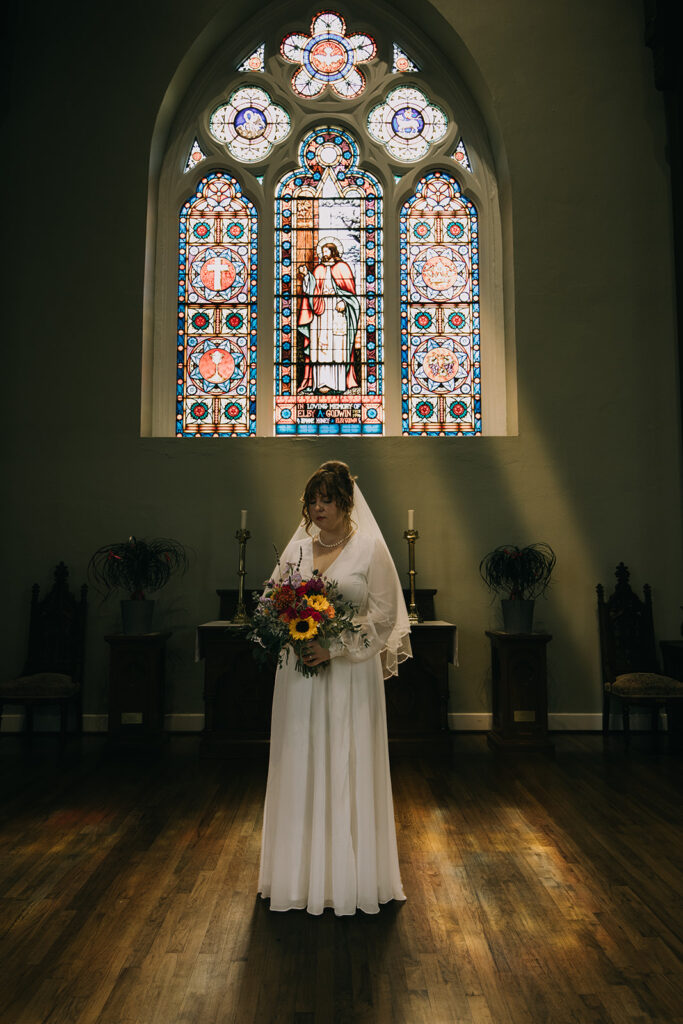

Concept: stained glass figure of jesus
[[297, 238, 361, 394]]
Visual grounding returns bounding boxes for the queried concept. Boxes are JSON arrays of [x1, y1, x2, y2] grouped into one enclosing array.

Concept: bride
[[258, 460, 412, 916]]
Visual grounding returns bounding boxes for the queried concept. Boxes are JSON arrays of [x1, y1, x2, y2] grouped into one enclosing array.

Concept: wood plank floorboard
[[0, 733, 681, 1024]]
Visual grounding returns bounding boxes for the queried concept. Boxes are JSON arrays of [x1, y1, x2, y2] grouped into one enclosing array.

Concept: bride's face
[[309, 492, 346, 534]]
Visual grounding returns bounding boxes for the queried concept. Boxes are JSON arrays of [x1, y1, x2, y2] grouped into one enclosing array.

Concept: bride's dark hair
[[301, 461, 356, 533]]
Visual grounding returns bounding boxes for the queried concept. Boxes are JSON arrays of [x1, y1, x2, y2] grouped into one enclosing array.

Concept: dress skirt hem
[[258, 890, 407, 917]]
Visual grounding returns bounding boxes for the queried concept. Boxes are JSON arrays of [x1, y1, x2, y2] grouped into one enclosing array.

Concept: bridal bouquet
[[249, 552, 363, 677]]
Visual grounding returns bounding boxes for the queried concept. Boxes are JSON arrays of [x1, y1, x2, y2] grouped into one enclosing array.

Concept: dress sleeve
[[328, 538, 412, 678]]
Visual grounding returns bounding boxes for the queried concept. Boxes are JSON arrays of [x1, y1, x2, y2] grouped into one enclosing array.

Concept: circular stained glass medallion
[[448, 310, 467, 330], [198, 348, 236, 385], [191, 311, 211, 330], [421, 346, 459, 383], [307, 37, 351, 77], [391, 107, 425, 138], [410, 245, 468, 300], [189, 246, 247, 301], [190, 402, 209, 420], [234, 107, 267, 139], [416, 401, 434, 419]]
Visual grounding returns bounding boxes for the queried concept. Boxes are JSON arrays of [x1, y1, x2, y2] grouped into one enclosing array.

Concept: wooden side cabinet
[[105, 632, 171, 743], [485, 631, 554, 754]]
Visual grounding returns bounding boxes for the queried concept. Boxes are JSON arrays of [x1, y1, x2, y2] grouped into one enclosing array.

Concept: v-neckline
[[311, 531, 356, 576]]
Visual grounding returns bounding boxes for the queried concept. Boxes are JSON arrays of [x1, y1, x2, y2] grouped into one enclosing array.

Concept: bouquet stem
[[295, 656, 321, 678]]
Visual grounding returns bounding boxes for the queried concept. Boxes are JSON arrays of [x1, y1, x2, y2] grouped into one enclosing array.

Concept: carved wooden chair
[[597, 562, 683, 741], [0, 563, 87, 739]]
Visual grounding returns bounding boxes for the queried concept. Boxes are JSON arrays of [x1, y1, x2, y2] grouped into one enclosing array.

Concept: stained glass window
[[184, 138, 206, 173], [238, 44, 265, 73], [453, 138, 472, 172], [274, 127, 383, 435], [209, 87, 290, 162], [281, 12, 376, 98], [400, 172, 480, 435], [367, 86, 448, 161], [392, 44, 419, 73], [177, 173, 258, 437]]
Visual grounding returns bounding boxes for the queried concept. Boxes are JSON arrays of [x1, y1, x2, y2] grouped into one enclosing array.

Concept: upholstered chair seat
[[607, 673, 683, 697], [0, 673, 78, 699]]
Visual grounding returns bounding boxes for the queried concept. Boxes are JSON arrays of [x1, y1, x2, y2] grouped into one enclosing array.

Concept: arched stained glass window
[[400, 172, 481, 435], [145, 7, 509, 439], [274, 127, 383, 435], [177, 173, 258, 437]]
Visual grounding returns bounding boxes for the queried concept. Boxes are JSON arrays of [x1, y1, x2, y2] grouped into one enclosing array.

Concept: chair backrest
[[596, 562, 658, 681], [23, 563, 88, 681]]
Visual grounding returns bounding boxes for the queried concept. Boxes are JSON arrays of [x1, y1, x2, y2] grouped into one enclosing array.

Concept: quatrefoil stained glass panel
[[209, 87, 290, 162], [177, 173, 258, 436], [367, 86, 448, 161], [400, 172, 481, 435]]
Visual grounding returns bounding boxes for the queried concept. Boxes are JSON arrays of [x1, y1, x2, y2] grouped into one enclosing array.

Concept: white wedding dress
[[258, 530, 409, 916]]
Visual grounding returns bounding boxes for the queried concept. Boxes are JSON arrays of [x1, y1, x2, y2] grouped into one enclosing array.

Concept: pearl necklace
[[316, 527, 354, 549]]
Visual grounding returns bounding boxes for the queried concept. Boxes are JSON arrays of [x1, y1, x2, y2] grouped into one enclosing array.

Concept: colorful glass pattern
[[367, 86, 448, 161], [400, 172, 480, 435], [453, 138, 472, 172], [184, 138, 207, 173], [274, 127, 383, 435], [177, 173, 258, 436], [281, 12, 376, 98], [238, 43, 265, 72], [392, 43, 418, 73], [209, 86, 290, 162]]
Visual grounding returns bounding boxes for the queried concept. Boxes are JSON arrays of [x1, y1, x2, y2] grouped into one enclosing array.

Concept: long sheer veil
[[281, 481, 412, 678]]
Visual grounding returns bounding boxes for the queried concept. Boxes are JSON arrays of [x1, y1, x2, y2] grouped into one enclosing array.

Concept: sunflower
[[306, 595, 332, 614], [289, 616, 319, 641]]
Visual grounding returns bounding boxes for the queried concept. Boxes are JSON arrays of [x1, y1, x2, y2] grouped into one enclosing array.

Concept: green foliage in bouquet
[[249, 553, 365, 677]]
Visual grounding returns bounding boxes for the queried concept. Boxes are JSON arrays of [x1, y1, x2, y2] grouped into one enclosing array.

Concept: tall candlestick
[[232, 527, 251, 624], [240, 509, 248, 530], [403, 527, 421, 624], [408, 509, 415, 531]]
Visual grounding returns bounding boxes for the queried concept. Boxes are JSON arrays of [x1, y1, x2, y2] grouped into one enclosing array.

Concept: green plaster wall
[[3, 0, 681, 725]]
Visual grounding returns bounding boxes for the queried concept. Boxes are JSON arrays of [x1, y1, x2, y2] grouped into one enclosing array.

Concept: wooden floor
[[0, 733, 682, 1024]]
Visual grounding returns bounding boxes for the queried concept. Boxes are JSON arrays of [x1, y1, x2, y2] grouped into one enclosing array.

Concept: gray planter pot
[[120, 599, 155, 635], [501, 598, 534, 633]]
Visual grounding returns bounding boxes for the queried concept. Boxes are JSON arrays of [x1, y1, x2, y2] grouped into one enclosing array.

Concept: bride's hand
[[302, 640, 331, 667]]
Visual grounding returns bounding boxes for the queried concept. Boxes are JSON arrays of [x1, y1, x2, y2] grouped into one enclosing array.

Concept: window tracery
[[151, 7, 504, 439]]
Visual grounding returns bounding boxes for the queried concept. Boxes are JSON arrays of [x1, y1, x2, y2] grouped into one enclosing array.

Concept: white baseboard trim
[[0, 713, 206, 734], [2, 711, 669, 735], [447, 711, 670, 732]]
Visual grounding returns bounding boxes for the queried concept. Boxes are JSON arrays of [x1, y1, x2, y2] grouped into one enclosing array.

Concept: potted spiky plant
[[88, 536, 189, 634], [479, 543, 556, 633]]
